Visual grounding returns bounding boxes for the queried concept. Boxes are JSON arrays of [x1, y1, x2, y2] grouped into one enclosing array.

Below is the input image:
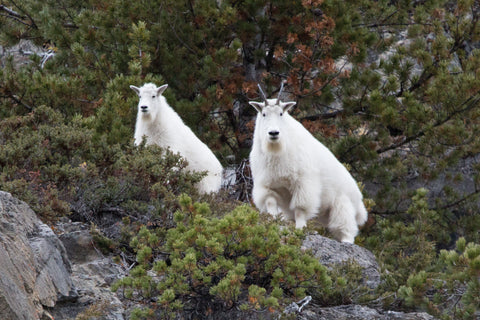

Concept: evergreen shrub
[[398, 238, 480, 320], [112, 194, 338, 319], [0, 105, 201, 226]]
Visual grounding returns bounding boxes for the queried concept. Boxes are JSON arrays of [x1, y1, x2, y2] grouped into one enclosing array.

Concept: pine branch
[[353, 21, 433, 28], [0, 4, 32, 27], [4, 1, 38, 29], [4, 93, 33, 111], [300, 109, 343, 121], [436, 189, 480, 211], [373, 186, 480, 216], [377, 92, 480, 154], [401, 67, 435, 96], [401, 16, 472, 97], [0, 4, 23, 18]]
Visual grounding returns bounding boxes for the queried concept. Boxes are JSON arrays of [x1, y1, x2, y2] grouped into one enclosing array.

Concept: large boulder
[[298, 304, 438, 320], [0, 191, 77, 320], [302, 233, 381, 289]]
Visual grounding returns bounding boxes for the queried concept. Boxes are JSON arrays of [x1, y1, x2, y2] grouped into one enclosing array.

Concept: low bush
[[0, 105, 201, 227], [398, 238, 480, 320], [113, 194, 337, 319]]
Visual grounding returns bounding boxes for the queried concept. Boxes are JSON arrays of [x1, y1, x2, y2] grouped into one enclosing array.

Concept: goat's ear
[[157, 84, 168, 95], [130, 85, 140, 95], [282, 101, 296, 113], [249, 101, 264, 113]]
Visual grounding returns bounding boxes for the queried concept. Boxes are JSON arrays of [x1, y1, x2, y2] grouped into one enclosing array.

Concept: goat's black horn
[[276, 81, 285, 105], [257, 84, 268, 102]]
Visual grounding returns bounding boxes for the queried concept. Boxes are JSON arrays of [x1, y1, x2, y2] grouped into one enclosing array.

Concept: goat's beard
[[140, 111, 152, 119], [264, 139, 284, 153]]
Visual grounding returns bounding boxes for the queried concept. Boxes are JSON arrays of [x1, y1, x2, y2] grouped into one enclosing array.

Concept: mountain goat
[[249, 84, 368, 243], [130, 83, 223, 194]]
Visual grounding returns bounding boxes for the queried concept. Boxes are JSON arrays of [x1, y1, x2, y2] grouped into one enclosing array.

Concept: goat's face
[[250, 98, 296, 152], [130, 83, 168, 119]]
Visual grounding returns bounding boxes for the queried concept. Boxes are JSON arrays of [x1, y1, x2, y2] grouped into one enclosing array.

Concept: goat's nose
[[269, 130, 280, 137], [141, 105, 148, 110]]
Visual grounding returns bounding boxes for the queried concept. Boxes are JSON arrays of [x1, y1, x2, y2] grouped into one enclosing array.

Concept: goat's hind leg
[[328, 196, 359, 243]]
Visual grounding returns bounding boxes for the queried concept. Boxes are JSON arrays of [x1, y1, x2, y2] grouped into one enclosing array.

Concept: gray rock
[[56, 221, 102, 264], [0, 191, 77, 320], [298, 304, 438, 320], [0, 39, 44, 68], [51, 222, 127, 320], [29, 222, 76, 307], [302, 234, 381, 289], [50, 258, 126, 320]]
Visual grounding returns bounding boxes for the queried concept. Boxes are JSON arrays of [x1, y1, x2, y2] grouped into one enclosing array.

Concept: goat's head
[[130, 83, 168, 119], [249, 84, 296, 152]]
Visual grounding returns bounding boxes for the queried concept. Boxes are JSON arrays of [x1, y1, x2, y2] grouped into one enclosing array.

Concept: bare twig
[[8, 94, 33, 111], [7, 0, 37, 29], [0, 4, 23, 18]]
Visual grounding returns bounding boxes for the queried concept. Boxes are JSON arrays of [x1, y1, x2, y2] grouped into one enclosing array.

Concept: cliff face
[[0, 191, 76, 320]]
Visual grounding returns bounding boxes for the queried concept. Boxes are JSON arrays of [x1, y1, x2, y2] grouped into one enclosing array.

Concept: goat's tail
[[356, 201, 368, 227]]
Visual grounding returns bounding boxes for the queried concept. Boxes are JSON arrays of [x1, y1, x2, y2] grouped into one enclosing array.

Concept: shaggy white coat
[[249, 98, 368, 243], [131, 83, 223, 194]]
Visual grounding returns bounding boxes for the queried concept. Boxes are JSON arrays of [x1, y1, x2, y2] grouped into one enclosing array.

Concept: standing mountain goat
[[130, 83, 223, 194], [249, 84, 367, 243]]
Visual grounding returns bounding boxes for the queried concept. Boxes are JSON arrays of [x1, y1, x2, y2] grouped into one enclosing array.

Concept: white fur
[[131, 83, 223, 194], [249, 98, 368, 243]]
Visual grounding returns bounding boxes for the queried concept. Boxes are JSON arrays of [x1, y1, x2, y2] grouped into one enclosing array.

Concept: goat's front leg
[[252, 185, 282, 218], [294, 208, 308, 229], [290, 181, 320, 229], [265, 195, 280, 217]]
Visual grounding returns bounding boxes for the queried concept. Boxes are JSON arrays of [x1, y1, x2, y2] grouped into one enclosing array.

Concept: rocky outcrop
[[0, 191, 126, 320], [302, 233, 381, 289], [298, 304, 438, 320], [0, 191, 438, 320], [51, 221, 126, 320], [0, 191, 77, 320]]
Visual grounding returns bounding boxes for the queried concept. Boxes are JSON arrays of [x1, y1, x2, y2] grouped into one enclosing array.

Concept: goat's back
[[135, 96, 223, 191]]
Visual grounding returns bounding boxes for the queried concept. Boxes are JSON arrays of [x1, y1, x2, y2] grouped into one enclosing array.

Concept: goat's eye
[[152, 95, 156, 98], [262, 113, 266, 117], [280, 112, 283, 116]]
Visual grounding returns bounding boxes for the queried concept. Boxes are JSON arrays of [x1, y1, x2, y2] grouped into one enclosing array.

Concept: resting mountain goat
[[130, 83, 223, 194], [249, 85, 368, 243]]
